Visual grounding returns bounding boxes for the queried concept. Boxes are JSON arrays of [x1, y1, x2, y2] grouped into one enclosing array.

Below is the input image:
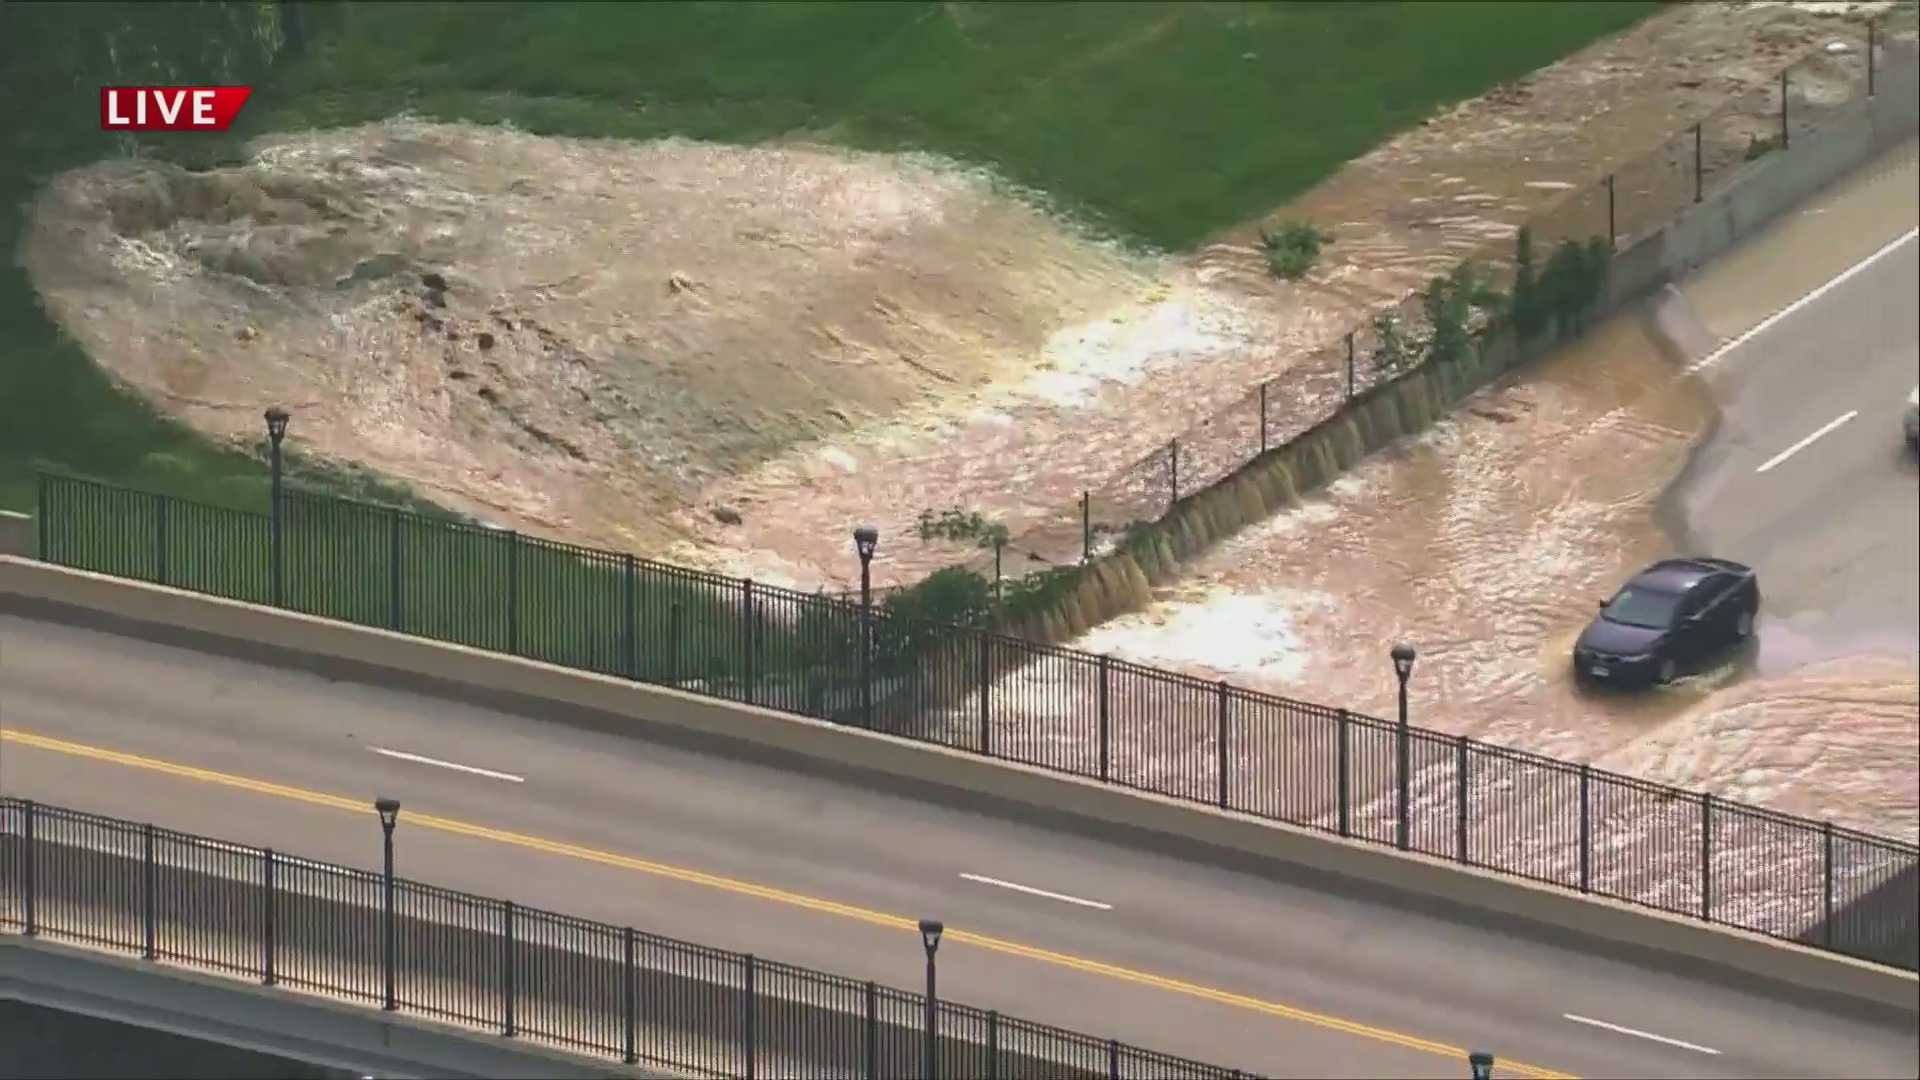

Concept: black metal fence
[[29, 472, 1920, 971], [0, 798, 1244, 1079]]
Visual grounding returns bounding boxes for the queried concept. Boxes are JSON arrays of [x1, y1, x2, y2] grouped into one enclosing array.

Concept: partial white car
[[1906, 385, 1919, 452]]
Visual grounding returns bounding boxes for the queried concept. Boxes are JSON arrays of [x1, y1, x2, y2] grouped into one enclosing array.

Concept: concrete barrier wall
[[0, 832, 1111, 1080], [0, 510, 32, 558], [0, 934, 662, 1079], [5, 556, 1915, 1023], [1607, 44, 1920, 309]]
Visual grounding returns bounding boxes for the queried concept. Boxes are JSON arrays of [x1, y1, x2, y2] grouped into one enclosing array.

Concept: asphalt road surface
[[3, 615, 1915, 1080], [1663, 227, 1920, 672]]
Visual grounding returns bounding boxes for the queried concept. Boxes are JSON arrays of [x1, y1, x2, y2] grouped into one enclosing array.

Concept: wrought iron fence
[[0, 798, 1246, 1080], [28, 472, 1920, 971]]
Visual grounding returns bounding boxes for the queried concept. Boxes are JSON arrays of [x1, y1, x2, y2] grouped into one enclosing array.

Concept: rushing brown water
[[1058, 140, 1920, 842]]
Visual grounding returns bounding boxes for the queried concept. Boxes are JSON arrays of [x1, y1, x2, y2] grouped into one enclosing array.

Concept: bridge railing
[[0, 797, 1246, 1080]]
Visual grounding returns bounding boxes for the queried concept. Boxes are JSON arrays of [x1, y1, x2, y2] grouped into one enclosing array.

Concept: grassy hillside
[[0, 0, 1657, 513], [264, 0, 1657, 248]]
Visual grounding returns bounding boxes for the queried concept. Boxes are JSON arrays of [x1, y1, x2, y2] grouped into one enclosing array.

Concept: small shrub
[[914, 506, 1009, 550], [883, 565, 994, 629], [1745, 133, 1781, 161], [1259, 221, 1331, 280]]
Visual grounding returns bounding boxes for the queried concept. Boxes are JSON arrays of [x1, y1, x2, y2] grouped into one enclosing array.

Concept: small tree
[[1511, 226, 1544, 338]]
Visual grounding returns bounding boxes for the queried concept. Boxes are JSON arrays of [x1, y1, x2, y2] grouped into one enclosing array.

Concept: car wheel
[[1735, 610, 1754, 639], [1656, 658, 1677, 685]]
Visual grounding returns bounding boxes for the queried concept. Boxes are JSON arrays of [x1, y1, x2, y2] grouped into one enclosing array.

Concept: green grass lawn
[[0, 0, 1657, 515]]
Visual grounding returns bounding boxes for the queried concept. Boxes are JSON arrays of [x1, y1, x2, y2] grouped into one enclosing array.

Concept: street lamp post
[[919, 919, 943, 1080], [1392, 643, 1416, 851], [853, 526, 878, 729], [375, 797, 401, 1011], [1469, 1050, 1495, 1080], [265, 407, 290, 607]]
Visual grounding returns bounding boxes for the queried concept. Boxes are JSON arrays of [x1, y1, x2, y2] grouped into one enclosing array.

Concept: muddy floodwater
[[1061, 141, 1920, 842]]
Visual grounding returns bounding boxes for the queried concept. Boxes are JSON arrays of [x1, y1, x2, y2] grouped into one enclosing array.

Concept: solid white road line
[[959, 873, 1112, 910], [1685, 227, 1917, 375], [1755, 410, 1858, 474], [1563, 1013, 1721, 1055], [367, 745, 526, 783]]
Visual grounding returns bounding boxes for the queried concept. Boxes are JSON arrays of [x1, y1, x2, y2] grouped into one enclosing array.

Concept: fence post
[[1701, 791, 1714, 921], [1346, 332, 1356, 400], [262, 849, 275, 985], [1097, 655, 1111, 783], [1579, 764, 1592, 893], [1336, 710, 1351, 838], [622, 926, 636, 1064], [668, 601, 682, 686], [22, 799, 34, 936], [500, 900, 517, 1037], [744, 953, 757, 1080], [1454, 738, 1468, 864], [505, 530, 520, 655], [1605, 174, 1616, 249], [1868, 19, 1877, 97], [865, 980, 879, 1080], [1258, 382, 1268, 455], [976, 1009, 995, 1080], [388, 508, 403, 631], [1168, 438, 1179, 506], [1821, 821, 1835, 948], [1693, 123, 1703, 204], [623, 555, 638, 680], [1108, 1039, 1121, 1080], [1216, 681, 1231, 809], [36, 475, 49, 562], [1780, 69, 1788, 151], [743, 579, 756, 706], [978, 634, 991, 755], [1081, 491, 1091, 564], [142, 823, 156, 960], [154, 492, 168, 586]]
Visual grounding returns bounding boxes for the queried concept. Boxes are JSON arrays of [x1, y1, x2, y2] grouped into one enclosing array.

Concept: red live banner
[[99, 86, 254, 132]]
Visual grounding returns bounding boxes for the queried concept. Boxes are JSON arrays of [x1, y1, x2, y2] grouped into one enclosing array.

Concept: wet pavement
[[1056, 139, 1920, 840]]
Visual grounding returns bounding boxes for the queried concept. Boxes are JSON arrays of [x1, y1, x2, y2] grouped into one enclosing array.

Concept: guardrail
[[0, 797, 1245, 1079], [25, 471, 1920, 973]]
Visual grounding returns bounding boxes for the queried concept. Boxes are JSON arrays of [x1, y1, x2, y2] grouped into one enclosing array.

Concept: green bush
[[1510, 226, 1610, 340], [1259, 221, 1331, 280], [883, 565, 995, 629], [915, 506, 1011, 550]]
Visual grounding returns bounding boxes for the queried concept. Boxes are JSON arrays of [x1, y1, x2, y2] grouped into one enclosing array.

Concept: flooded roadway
[[1060, 139, 1920, 841]]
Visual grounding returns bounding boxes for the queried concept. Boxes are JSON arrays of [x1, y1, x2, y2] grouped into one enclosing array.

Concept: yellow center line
[[1, 727, 1576, 1079]]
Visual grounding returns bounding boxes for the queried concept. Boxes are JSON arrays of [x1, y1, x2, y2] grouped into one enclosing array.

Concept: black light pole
[[375, 797, 401, 1011], [1469, 1050, 1495, 1080], [919, 919, 944, 1080], [265, 406, 290, 606], [854, 526, 878, 729], [1392, 643, 1416, 851]]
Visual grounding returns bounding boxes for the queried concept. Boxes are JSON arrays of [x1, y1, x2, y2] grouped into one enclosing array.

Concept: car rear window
[[1604, 586, 1683, 629]]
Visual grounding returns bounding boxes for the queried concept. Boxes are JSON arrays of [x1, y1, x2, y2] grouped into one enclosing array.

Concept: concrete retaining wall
[[1606, 41, 1920, 309], [5, 555, 1915, 1025]]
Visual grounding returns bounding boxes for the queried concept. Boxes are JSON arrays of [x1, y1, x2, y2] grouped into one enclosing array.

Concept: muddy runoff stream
[[1037, 142, 1920, 849], [896, 143, 1918, 933]]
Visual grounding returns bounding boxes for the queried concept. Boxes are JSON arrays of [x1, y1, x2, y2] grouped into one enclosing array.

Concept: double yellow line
[[1, 727, 1575, 1079]]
